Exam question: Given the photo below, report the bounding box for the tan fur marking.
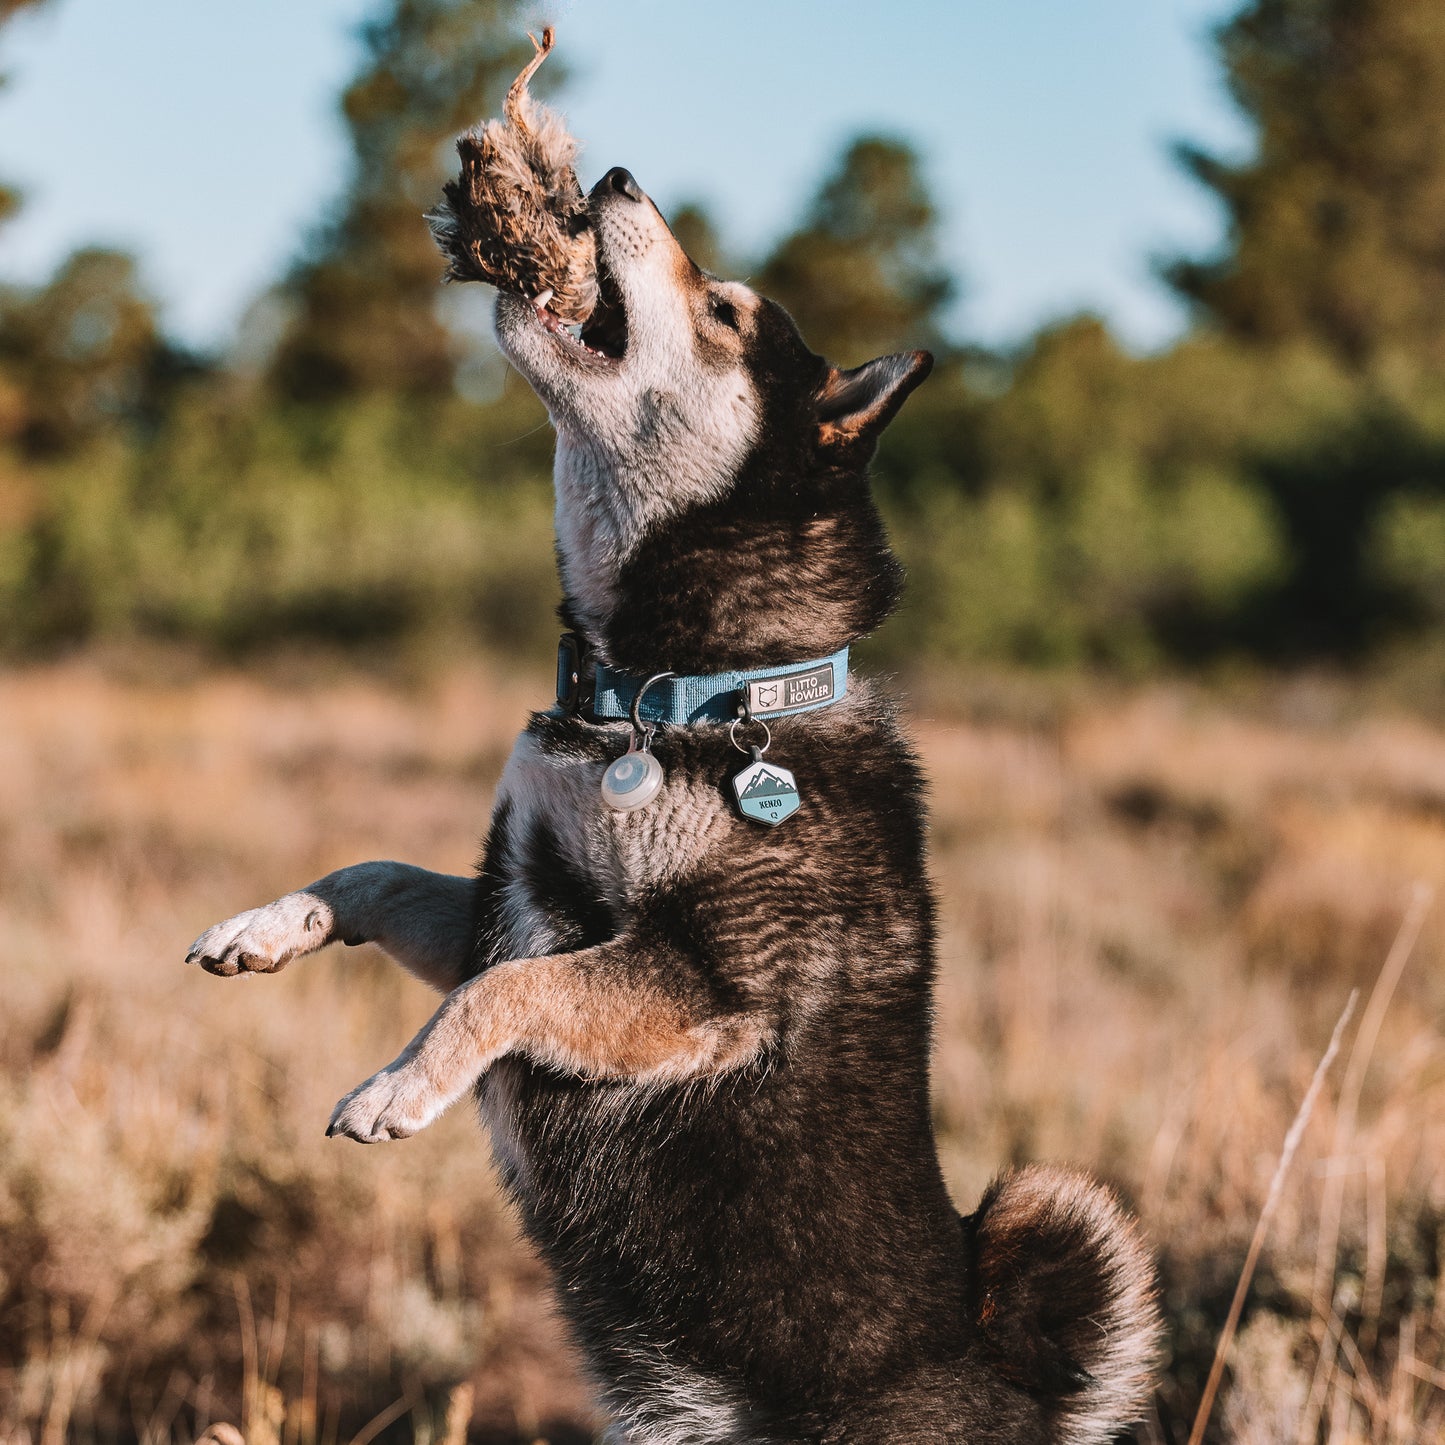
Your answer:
[327,938,771,1142]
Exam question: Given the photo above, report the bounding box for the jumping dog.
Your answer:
[188,165,1160,1443]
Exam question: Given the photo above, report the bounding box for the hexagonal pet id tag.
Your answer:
[731,747,801,827]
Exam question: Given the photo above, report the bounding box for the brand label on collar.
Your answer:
[747,663,835,716]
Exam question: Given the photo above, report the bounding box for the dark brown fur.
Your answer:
[191,165,1162,1444]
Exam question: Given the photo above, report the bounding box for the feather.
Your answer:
[428,27,599,323]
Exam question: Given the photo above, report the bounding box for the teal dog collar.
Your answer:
[557,634,849,725]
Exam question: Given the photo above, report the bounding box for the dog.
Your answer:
[188,164,1160,1443]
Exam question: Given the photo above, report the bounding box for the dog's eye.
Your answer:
[710,298,740,331]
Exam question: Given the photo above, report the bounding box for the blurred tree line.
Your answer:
[4,0,1445,674]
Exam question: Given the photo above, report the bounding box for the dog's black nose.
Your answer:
[602,166,644,202]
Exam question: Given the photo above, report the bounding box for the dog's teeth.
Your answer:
[534,289,554,310]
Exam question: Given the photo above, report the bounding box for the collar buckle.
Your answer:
[556,632,589,714]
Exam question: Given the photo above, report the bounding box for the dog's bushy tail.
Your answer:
[965,1165,1161,1444]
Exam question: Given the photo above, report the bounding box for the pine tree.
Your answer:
[757,136,954,366]
[269,0,533,403]
[0,248,187,455]
[669,202,728,278]
[1167,0,1445,370]
[0,5,192,454]
[0,0,47,229]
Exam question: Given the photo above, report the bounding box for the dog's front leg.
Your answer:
[186,861,475,993]
[326,934,772,1142]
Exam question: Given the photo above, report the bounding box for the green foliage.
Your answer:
[5,0,1445,677]
[669,202,728,278]
[269,0,536,403]
[0,390,559,658]
[0,0,46,230]
[1167,0,1445,371]
[883,450,1286,673]
[0,248,201,456]
[1155,0,1445,662]
[758,136,954,366]
[1374,493,1445,623]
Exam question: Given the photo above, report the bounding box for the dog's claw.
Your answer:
[328,1067,437,1144]
[186,894,334,977]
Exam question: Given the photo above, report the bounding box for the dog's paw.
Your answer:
[186,893,333,977]
[326,1065,441,1143]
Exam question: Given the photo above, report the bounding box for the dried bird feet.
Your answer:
[430,26,600,324]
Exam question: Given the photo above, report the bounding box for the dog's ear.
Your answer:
[815,350,933,452]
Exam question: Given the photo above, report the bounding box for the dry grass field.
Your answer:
[3,657,1445,1444]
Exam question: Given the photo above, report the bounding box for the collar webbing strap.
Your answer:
[557,636,849,725]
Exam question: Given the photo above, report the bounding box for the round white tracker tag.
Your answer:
[601,749,665,811]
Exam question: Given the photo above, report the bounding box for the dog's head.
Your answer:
[494,166,932,674]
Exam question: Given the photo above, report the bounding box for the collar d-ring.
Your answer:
[630,671,676,734]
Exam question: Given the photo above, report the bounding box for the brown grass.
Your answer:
[2,659,1444,1443]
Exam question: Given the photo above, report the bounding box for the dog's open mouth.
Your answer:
[533,247,628,365]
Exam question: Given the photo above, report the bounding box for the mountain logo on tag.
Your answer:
[731,760,801,826]
[739,767,793,799]
[748,664,835,716]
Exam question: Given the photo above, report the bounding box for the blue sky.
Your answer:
[0,0,1249,353]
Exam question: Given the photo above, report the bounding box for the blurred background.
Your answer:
[3,1,1445,1442]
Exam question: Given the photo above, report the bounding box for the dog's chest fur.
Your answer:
[465,695,980,1442]
[473,710,738,1201]
[486,717,731,959]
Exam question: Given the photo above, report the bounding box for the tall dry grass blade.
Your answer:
[1311,882,1435,1318]
[233,1274,257,1442]
[1302,883,1433,1443]
[1335,1325,1385,1421]
[1402,1356,1445,1393]
[1186,989,1358,1445]
[1327,1368,1354,1440]
[263,1277,290,1393]
[1362,1155,1387,1355]
[299,1327,319,1445]
[439,1384,473,1445]
[345,1386,420,1445]
[1387,1315,1415,1444]
[143,1367,186,1445]
[1299,1307,1353,1445]
[39,1286,113,1445]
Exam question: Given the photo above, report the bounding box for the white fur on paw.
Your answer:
[326,1067,441,1143]
[186,893,333,977]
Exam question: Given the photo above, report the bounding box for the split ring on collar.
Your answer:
[729,713,771,757]
[630,671,676,736]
